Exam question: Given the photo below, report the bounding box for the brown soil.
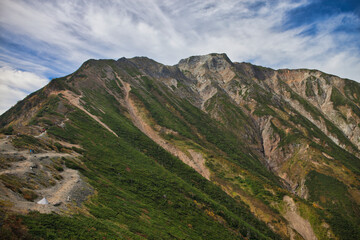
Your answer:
[0,137,91,214]
[283,195,317,240]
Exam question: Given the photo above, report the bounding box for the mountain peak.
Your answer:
[178,53,232,65]
[177,53,234,81]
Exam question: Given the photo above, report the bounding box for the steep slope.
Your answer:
[0,53,359,239]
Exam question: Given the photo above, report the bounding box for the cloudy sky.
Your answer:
[0,0,359,114]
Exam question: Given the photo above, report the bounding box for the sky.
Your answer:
[0,0,359,114]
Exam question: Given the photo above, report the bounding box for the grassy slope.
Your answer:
[45,63,360,239]
[19,87,280,239]
[2,58,360,239]
[306,171,360,240]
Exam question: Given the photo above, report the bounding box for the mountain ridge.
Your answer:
[1,53,359,239]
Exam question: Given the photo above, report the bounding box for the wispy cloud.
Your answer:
[0,0,359,114]
[0,67,48,113]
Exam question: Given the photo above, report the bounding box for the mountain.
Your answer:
[0,53,359,239]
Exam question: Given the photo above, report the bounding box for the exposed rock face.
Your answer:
[177,54,232,109]
[175,54,360,197]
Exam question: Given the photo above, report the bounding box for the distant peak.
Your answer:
[178,53,231,65]
[209,52,231,59]
[117,57,127,62]
[177,53,233,72]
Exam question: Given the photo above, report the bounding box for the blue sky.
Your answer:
[0,0,359,114]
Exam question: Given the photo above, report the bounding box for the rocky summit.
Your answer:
[1,53,359,239]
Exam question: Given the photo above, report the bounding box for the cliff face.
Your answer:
[1,53,359,239]
[178,54,360,196]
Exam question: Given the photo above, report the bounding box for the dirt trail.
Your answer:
[119,77,211,180]
[60,90,118,137]
[0,137,87,214]
[283,196,317,240]
[0,137,71,171]
[44,168,80,204]
[0,160,32,175]
[5,168,79,214]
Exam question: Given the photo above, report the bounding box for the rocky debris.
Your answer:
[0,137,93,214]
[283,196,317,240]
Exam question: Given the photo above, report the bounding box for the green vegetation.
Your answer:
[38,96,281,239]
[37,96,63,118]
[331,87,360,117]
[54,142,63,151]
[48,77,68,91]
[243,178,273,202]
[131,87,194,140]
[176,99,279,185]
[277,80,359,155]
[63,157,84,171]
[287,110,360,175]
[297,201,329,240]
[105,77,124,98]
[0,88,47,128]
[47,123,79,144]
[253,104,276,117]
[0,125,13,135]
[290,88,321,120]
[316,80,324,96]
[205,93,250,131]
[2,58,360,240]
[306,171,360,239]
[0,174,37,201]
[12,135,43,150]
[28,95,65,127]
[344,78,360,104]
[323,117,357,150]
[23,212,124,239]
[305,76,316,97]
[270,121,302,147]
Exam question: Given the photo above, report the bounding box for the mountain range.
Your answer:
[0,53,359,239]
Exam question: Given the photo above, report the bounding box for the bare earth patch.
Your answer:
[0,137,92,214]
[283,195,317,240]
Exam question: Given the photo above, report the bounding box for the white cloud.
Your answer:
[0,0,359,113]
[0,67,48,114]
